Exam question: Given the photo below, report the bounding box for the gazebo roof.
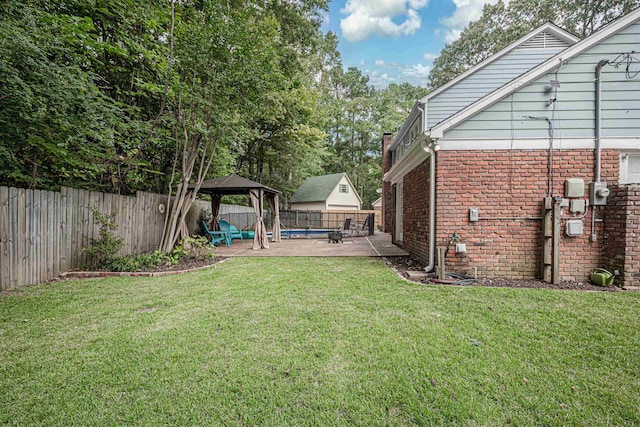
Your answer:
[188,174,280,196]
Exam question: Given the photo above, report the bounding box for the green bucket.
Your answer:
[591,268,614,287]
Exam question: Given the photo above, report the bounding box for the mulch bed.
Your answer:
[59,257,228,279]
[385,256,621,292]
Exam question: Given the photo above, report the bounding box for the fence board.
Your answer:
[61,187,72,272]
[26,189,34,287]
[54,191,61,277]
[70,188,80,268]
[16,189,26,289]
[81,190,90,266]
[35,189,41,286]
[8,188,18,289]
[0,187,9,291]
[47,191,55,279]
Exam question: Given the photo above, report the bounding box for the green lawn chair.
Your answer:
[200,220,230,246]
[218,219,244,244]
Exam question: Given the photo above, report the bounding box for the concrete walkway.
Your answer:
[213,231,408,258]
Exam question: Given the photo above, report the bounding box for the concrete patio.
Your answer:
[212,231,408,258]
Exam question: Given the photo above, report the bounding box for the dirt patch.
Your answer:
[385,256,620,292]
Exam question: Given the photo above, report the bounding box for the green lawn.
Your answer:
[1,257,639,426]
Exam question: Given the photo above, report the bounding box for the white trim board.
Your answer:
[437,138,640,150]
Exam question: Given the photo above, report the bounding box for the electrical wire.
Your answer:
[606,51,640,79]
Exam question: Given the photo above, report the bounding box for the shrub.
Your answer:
[83,207,124,269]
[105,236,213,272]
[172,235,214,262]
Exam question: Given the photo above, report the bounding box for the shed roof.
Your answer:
[189,174,279,196]
[290,172,348,203]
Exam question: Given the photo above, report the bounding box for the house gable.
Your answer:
[431,8,640,142]
[443,19,640,143]
[389,23,578,166]
[326,174,362,210]
[426,25,577,129]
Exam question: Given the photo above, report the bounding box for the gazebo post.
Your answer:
[210,194,221,230]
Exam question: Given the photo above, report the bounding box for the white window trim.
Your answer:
[620,151,640,184]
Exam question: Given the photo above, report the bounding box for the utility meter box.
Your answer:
[570,199,586,213]
[565,219,584,237]
[565,179,585,198]
[590,182,609,206]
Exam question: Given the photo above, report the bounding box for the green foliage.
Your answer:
[0,0,423,211]
[107,235,213,272]
[108,251,174,272]
[428,0,640,88]
[83,208,124,269]
[172,236,214,263]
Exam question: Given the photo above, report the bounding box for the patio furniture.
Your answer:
[328,230,343,243]
[343,218,353,237]
[218,219,244,244]
[201,220,230,246]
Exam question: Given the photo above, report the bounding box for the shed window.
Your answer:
[621,153,640,184]
[339,184,348,193]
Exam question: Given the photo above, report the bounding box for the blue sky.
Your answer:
[321,0,498,88]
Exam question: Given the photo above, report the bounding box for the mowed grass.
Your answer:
[1,257,639,426]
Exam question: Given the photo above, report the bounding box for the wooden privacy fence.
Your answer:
[0,186,206,291]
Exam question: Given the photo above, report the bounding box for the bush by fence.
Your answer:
[0,185,376,290]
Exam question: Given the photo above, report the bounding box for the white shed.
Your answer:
[289,172,362,211]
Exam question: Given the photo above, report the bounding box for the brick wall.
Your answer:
[402,158,432,265]
[382,133,394,233]
[399,148,620,280]
[604,185,640,288]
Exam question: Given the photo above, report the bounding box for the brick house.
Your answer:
[382,9,640,287]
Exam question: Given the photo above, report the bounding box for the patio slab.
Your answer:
[212,231,408,257]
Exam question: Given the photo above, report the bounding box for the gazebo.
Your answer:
[188,174,281,250]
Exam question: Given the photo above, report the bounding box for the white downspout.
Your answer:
[417,102,436,273]
[424,146,436,272]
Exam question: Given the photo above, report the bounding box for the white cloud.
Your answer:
[375,59,399,67]
[401,63,431,78]
[440,0,501,43]
[422,53,438,61]
[340,0,429,43]
[366,61,431,87]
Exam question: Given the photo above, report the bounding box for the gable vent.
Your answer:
[519,31,570,49]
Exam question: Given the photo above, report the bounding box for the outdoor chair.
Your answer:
[342,218,352,238]
[218,219,244,244]
[201,220,230,247]
[350,217,368,237]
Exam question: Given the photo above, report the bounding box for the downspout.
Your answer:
[417,102,436,273]
[424,145,436,272]
[595,59,609,182]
